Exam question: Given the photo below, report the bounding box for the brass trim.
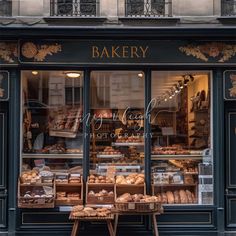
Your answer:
[223,70,236,100]
[158,211,212,225]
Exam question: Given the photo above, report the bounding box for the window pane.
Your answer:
[89,71,145,182]
[151,71,213,205]
[126,0,144,16]
[21,70,83,173]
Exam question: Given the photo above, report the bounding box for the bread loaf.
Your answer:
[161,192,168,204]
[156,193,162,202]
[166,191,174,204]
[179,190,188,204]
[185,190,193,203]
[174,190,180,204]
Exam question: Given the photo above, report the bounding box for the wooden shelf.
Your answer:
[151,155,202,160]
[20,183,53,187]
[112,142,144,147]
[152,183,197,187]
[22,153,83,159]
[97,154,124,158]
[56,183,82,187]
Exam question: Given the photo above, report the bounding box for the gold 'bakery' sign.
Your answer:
[91,45,149,59]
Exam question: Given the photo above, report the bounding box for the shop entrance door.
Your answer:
[0,104,8,229]
[225,103,236,230]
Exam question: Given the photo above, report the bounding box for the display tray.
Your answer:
[97,154,124,158]
[115,202,163,213]
[112,142,144,146]
[69,213,114,220]
[22,153,83,159]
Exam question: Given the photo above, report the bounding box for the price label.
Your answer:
[149,203,155,210]
[107,166,116,179]
[128,203,135,210]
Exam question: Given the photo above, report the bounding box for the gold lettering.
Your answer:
[140,46,149,58]
[112,46,120,58]
[92,46,100,58]
[130,46,140,58]
[100,47,110,58]
[122,46,129,58]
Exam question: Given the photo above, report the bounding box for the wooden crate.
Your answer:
[86,182,115,205]
[55,177,83,206]
[115,183,146,199]
[18,180,55,208]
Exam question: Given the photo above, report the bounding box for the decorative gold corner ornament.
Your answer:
[0,42,18,63]
[179,42,236,62]
[21,42,62,62]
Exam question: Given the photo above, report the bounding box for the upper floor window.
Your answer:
[125,0,172,17]
[51,0,98,17]
[0,0,12,16]
[222,0,236,16]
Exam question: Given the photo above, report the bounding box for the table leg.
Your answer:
[113,214,119,236]
[107,220,115,236]
[152,214,159,236]
[71,220,80,236]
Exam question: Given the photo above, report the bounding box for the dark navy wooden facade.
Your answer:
[0,27,236,235]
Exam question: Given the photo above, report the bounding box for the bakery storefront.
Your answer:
[1,38,236,235]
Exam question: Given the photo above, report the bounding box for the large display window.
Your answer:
[151,71,213,205]
[88,71,145,203]
[20,70,84,207]
[19,69,213,208]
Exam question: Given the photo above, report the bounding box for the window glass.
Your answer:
[89,71,145,179]
[21,70,83,173]
[151,71,213,205]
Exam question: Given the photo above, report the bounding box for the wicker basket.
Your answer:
[115,201,163,213]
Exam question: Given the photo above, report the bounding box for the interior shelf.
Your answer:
[151,155,203,160]
[22,153,83,159]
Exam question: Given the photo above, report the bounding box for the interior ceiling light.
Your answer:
[32,71,38,75]
[66,72,81,78]
[178,80,184,89]
[138,72,143,78]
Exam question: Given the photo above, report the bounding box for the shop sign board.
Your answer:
[0,71,9,101]
[19,40,236,65]
[224,70,236,100]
